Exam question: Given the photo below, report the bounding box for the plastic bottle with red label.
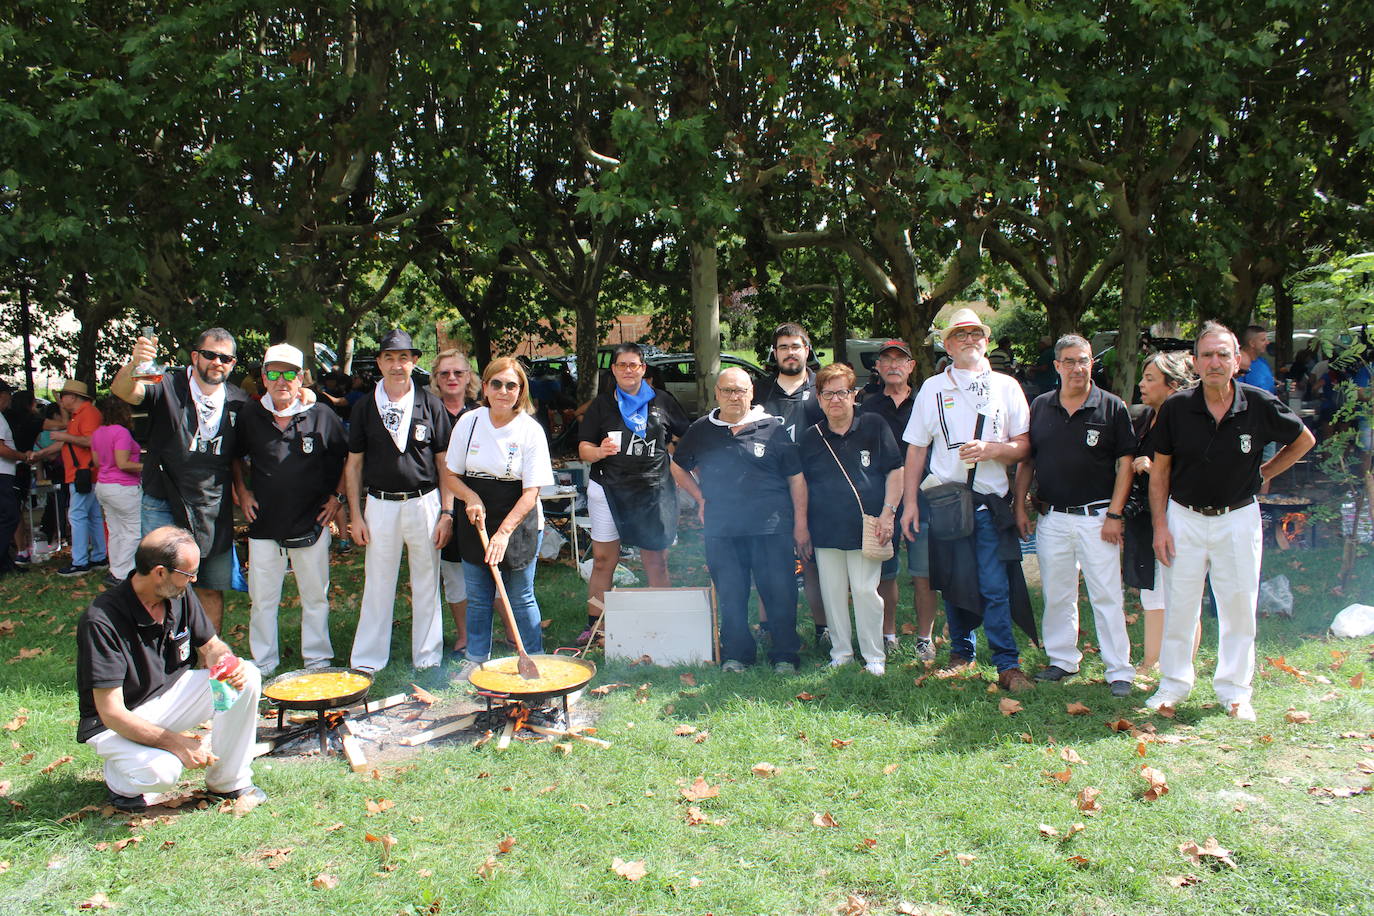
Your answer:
[208,654,241,713]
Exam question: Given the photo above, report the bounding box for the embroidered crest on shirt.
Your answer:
[1085,429,1100,447]
[414,423,429,443]
[301,436,314,454]
[1239,433,1253,454]
[860,449,871,467]
[178,640,191,662]
[753,442,766,457]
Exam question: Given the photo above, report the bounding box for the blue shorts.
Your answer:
[881,521,930,580]
[140,493,233,591]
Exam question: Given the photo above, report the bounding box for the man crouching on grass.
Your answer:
[76,526,265,812]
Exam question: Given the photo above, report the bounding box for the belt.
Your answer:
[1049,500,1110,516]
[1175,496,1255,517]
[367,486,435,501]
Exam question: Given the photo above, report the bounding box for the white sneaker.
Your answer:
[1145,692,1182,711]
[1227,700,1256,722]
[828,657,852,668]
[864,661,886,676]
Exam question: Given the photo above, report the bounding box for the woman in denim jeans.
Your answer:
[445,358,553,667]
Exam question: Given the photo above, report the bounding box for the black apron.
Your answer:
[591,393,678,551]
[149,374,242,559]
[452,474,540,572]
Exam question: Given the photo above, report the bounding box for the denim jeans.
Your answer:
[68,484,107,566]
[463,531,543,663]
[945,508,1020,672]
[702,531,802,667]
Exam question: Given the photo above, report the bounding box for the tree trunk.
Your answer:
[690,232,720,413]
[1045,290,1087,339]
[1273,277,1294,369]
[338,332,355,374]
[1112,240,1149,399]
[830,268,848,366]
[19,281,34,391]
[573,296,601,405]
[284,314,314,370]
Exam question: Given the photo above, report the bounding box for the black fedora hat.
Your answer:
[377,329,421,356]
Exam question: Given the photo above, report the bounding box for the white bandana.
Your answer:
[260,393,312,420]
[374,380,414,452]
[949,365,993,414]
[708,405,775,427]
[187,367,225,442]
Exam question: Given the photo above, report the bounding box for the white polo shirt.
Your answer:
[902,366,1029,496]
[0,413,16,476]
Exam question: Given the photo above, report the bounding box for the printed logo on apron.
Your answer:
[753,442,766,458]
[1239,433,1253,454]
[1085,429,1100,447]
[301,436,314,454]
[414,424,430,443]
[860,449,871,467]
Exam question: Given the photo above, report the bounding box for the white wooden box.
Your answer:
[603,587,716,666]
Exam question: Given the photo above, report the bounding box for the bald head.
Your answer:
[714,367,753,421]
[134,526,199,576]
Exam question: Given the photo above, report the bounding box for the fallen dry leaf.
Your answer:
[1044,766,1072,784]
[40,754,74,775]
[1066,854,1090,868]
[611,857,647,882]
[1140,765,1170,802]
[955,853,977,866]
[364,798,396,816]
[1064,822,1086,840]
[751,762,777,777]
[1285,709,1313,724]
[476,856,499,879]
[1165,873,1201,888]
[856,838,878,851]
[2,710,28,731]
[883,763,900,775]
[1076,786,1103,815]
[255,846,293,869]
[1038,824,1059,837]
[673,725,697,736]
[837,893,871,915]
[1060,747,1085,765]
[1065,702,1091,716]
[635,683,650,703]
[999,698,1023,716]
[496,836,516,854]
[1179,836,1236,869]
[685,805,727,827]
[830,738,853,749]
[680,777,719,802]
[410,684,438,705]
[1136,739,1149,758]
[77,893,115,910]
[693,730,710,744]
[796,691,819,701]
[1107,718,1135,732]
[812,811,840,828]
[1155,705,1177,719]
[324,822,345,832]
[112,836,143,852]
[0,781,9,797]
[679,672,697,687]
[588,682,629,696]
[1351,672,1365,689]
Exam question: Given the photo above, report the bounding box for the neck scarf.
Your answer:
[187,367,225,442]
[261,393,311,420]
[949,365,993,414]
[373,380,415,452]
[708,405,774,427]
[615,381,656,438]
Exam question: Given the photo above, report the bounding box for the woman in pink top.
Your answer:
[90,396,143,582]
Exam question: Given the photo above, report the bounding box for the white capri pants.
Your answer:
[814,547,885,666]
[1156,500,1262,707]
[86,664,262,801]
[1036,509,1134,683]
[586,479,620,543]
[248,530,333,676]
[440,559,467,605]
[350,491,444,671]
[94,482,142,579]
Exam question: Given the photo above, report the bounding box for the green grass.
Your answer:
[0,527,1371,915]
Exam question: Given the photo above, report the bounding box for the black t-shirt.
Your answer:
[798,413,903,550]
[237,401,349,540]
[75,579,216,742]
[858,388,916,445]
[754,372,824,442]
[578,386,690,487]
[1027,385,1137,506]
[1154,382,1305,508]
[347,386,454,492]
[141,372,249,557]
[674,412,801,537]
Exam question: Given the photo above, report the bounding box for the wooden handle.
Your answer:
[477,524,530,660]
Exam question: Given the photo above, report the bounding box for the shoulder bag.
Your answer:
[923,406,985,541]
[66,443,93,494]
[815,424,893,561]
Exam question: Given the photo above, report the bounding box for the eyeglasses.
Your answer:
[436,369,469,378]
[195,349,237,364]
[612,362,644,371]
[1057,357,1093,369]
[264,369,299,382]
[818,388,856,400]
[487,379,520,392]
[775,343,807,354]
[717,387,749,398]
[948,329,985,342]
[167,566,199,581]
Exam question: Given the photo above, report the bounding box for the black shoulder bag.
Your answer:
[66,443,93,494]
[923,406,985,541]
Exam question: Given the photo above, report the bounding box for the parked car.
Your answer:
[347,351,431,389]
[530,343,665,385]
[645,352,768,417]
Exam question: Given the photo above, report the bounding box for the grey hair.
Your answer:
[1144,350,1196,390]
[1054,334,1091,358]
[1195,320,1238,356]
[134,526,198,576]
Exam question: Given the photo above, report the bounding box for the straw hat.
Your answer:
[941,308,992,343]
[59,379,91,399]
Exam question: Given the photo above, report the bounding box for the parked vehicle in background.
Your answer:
[645,352,768,417]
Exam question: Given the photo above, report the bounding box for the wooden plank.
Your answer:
[341,735,368,772]
[526,723,611,749]
[357,692,408,715]
[398,713,479,747]
[496,717,515,750]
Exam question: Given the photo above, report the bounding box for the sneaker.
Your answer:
[1109,680,1132,698]
[864,661,886,676]
[1144,692,1182,711]
[827,657,852,668]
[721,659,747,673]
[936,656,975,677]
[1034,665,1076,682]
[914,637,936,664]
[88,558,109,570]
[575,625,603,646]
[57,563,90,577]
[14,550,31,565]
[102,573,122,588]
[883,636,899,657]
[1227,700,1256,722]
[773,661,797,675]
[107,789,147,813]
[997,668,1035,692]
[207,785,268,812]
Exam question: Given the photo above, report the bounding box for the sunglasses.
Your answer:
[436,369,469,378]
[195,349,236,364]
[264,369,299,382]
[487,379,520,392]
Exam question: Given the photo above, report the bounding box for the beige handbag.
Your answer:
[816,425,894,562]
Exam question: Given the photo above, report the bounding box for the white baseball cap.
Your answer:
[262,343,305,369]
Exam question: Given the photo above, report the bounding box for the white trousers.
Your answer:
[94,482,142,579]
[350,491,443,671]
[1036,510,1133,682]
[248,531,333,676]
[1157,501,1262,706]
[86,664,262,801]
[815,547,885,665]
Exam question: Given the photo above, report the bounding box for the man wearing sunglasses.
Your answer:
[231,344,348,677]
[113,328,250,631]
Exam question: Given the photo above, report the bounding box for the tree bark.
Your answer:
[1112,237,1148,399]
[690,232,720,414]
[1273,277,1294,369]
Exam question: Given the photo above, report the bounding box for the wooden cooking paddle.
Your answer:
[477,525,540,680]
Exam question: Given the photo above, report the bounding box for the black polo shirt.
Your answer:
[754,371,824,442]
[798,413,902,549]
[348,386,454,493]
[858,387,916,444]
[674,412,802,537]
[238,401,349,541]
[75,579,215,742]
[578,387,690,484]
[1154,381,1304,509]
[1027,385,1136,506]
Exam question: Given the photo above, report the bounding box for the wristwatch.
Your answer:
[333,492,345,504]
[1105,511,1124,521]
[439,508,454,518]
[883,503,899,513]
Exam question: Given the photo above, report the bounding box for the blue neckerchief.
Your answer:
[615,382,655,438]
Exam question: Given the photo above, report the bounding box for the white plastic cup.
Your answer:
[608,431,625,452]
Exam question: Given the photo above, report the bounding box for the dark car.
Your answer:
[347,351,431,389]
[645,353,768,417]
